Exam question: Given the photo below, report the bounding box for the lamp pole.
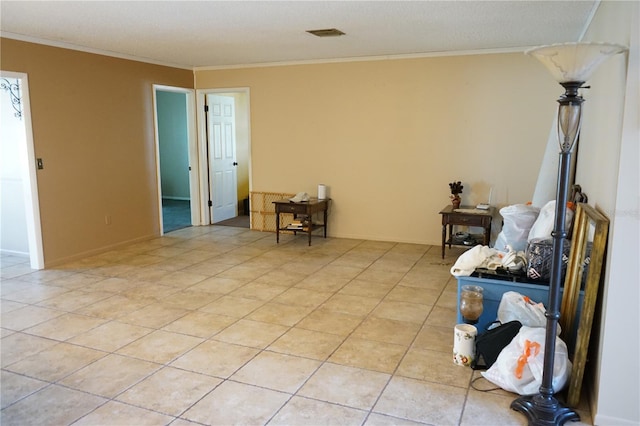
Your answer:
[511,42,626,426]
[510,82,583,425]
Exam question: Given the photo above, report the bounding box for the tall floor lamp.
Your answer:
[511,42,627,426]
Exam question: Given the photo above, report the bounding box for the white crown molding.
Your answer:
[2,30,538,72]
[193,46,531,71]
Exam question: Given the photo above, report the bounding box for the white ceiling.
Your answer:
[1,1,599,69]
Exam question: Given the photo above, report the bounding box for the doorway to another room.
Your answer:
[0,71,44,269]
[198,89,251,229]
[154,86,199,234]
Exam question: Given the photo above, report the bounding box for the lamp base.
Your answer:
[511,394,579,426]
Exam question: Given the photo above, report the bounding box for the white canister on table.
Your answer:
[318,184,327,199]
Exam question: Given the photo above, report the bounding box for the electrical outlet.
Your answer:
[37,158,44,169]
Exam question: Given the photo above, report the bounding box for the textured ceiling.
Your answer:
[1,1,599,69]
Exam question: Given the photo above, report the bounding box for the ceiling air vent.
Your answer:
[306,28,345,37]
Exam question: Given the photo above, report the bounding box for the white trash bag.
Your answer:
[481,326,572,395]
[498,291,544,327]
[498,291,562,335]
[528,200,575,242]
[494,204,540,252]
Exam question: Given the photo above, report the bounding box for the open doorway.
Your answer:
[197,88,251,228]
[153,85,199,234]
[0,71,44,269]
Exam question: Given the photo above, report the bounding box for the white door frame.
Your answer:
[1,71,44,269]
[196,87,252,225]
[152,85,200,232]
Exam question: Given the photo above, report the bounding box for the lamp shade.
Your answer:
[526,42,627,83]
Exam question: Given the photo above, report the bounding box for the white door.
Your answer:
[207,94,238,223]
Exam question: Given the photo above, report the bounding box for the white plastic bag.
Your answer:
[497,291,547,328]
[494,204,540,252]
[481,326,572,395]
[498,291,562,335]
[528,200,575,241]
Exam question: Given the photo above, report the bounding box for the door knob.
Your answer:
[233,162,238,166]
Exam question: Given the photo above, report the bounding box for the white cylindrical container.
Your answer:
[453,324,477,367]
[318,184,327,199]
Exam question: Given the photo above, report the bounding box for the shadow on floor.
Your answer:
[214,215,250,228]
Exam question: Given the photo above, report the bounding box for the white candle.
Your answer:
[318,184,327,199]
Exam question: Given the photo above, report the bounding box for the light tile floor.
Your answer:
[1,226,592,425]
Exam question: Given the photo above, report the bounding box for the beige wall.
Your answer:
[196,54,559,244]
[1,38,194,266]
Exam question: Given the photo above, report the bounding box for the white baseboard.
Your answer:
[593,413,639,426]
[0,249,29,257]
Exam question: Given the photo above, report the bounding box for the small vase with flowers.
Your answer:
[449,181,463,209]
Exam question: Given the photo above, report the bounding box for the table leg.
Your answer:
[484,224,491,246]
[276,211,280,244]
[448,224,453,249]
[441,224,446,259]
[323,208,328,238]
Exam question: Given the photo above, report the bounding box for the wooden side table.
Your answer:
[273,198,330,246]
[439,205,495,258]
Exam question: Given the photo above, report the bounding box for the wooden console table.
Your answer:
[439,205,495,258]
[273,198,330,246]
